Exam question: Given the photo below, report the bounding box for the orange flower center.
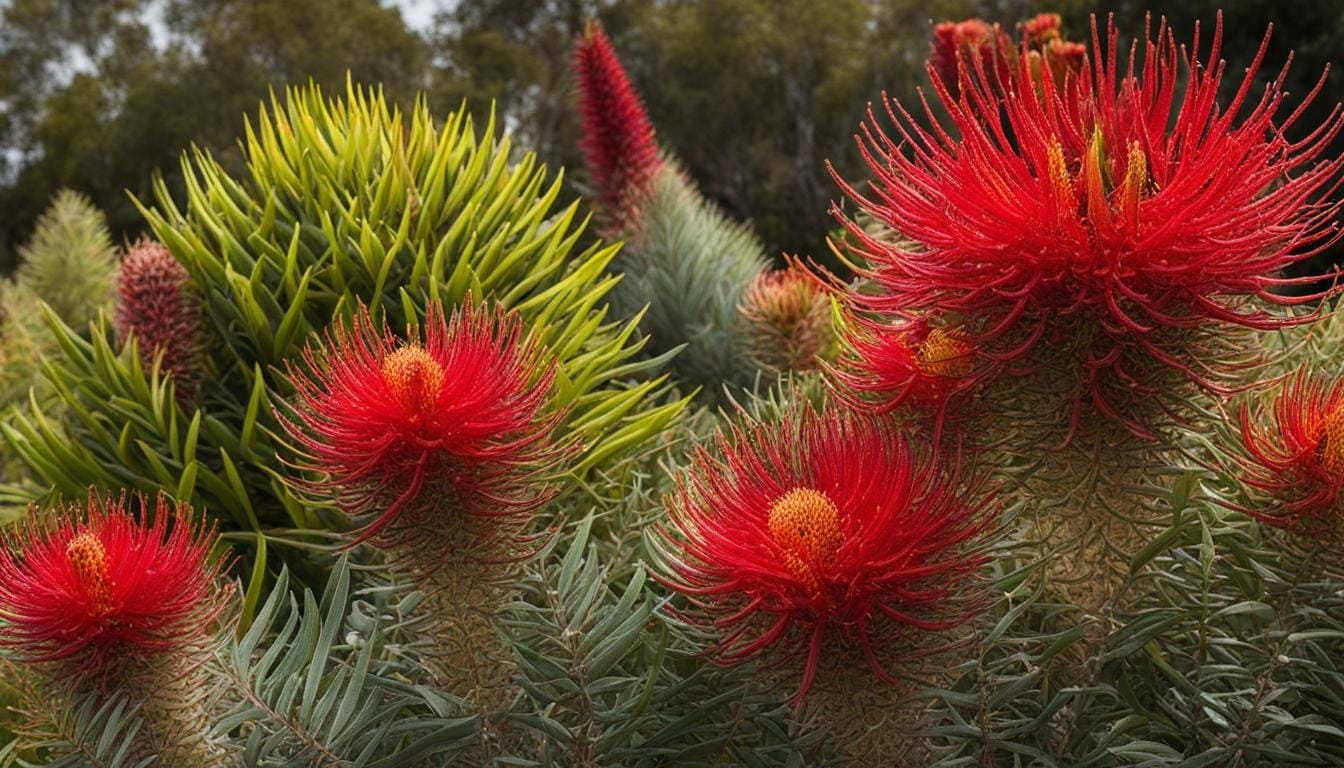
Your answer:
[915,328,974,378]
[1318,405,1344,476]
[381,345,445,419]
[767,488,844,589]
[66,532,113,615]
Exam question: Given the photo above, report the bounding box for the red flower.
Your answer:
[929,18,1012,99]
[655,405,994,704]
[1237,369,1344,533]
[1019,13,1062,45]
[836,316,977,414]
[573,20,665,230]
[840,15,1343,435]
[739,262,834,371]
[115,239,203,400]
[0,492,227,684]
[281,301,562,546]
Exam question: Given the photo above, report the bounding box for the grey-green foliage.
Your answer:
[217,555,477,766]
[925,470,1344,766]
[13,190,117,329]
[0,692,152,768]
[504,516,805,767]
[608,165,768,399]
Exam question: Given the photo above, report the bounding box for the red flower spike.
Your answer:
[1237,369,1344,533]
[655,406,995,705]
[280,301,563,547]
[573,20,665,231]
[0,492,228,685]
[836,317,978,413]
[115,239,203,401]
[843,14,1344,434]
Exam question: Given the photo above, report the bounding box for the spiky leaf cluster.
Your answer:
[0,191,117,489]
[608,167,769,397]
[13,190,117,329]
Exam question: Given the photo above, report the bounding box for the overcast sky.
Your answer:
[390,0,438,31]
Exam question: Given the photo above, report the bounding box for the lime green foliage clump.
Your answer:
[0,190,117,490]
[3,83,684,561]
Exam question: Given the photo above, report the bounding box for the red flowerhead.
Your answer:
[836,316,978,415]
[573,20,665,231]
[115,239,203,401]
[739,262,835,371]
[1236,368,1344,535]
[0,492,227,687]
[654,405,994,704]
[842,14,1343,437]
[281,301,562,546]
[930,18,1012,100]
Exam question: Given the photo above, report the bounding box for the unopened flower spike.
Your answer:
[116,239,204,401]
[573,20,665,231]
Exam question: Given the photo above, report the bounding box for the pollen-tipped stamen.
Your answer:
[915,328,974,378]
[382,345,445,419]
[768,488,843,589]
[1318,406,1344,477]
[65,532,113,617]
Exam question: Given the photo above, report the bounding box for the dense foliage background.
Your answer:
[5,0,1342,272]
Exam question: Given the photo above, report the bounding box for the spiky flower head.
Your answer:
[836,316,977,414]
[655,405,994,704]
[0,492,227,687]
[1236,369,1344,535]
[840,15,1343,436]
[573,20,665,231]
[739,263,834,372]
[281,301,562,547]
[115,239,203,401]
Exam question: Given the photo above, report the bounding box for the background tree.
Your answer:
[0,0,428,271]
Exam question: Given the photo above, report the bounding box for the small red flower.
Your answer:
[281,301,562,546]
[573,20,665,231]
[0,492,227,685]
[739,262,834,371]
[1237,369,1344,533]
[1019,13,1063,47]
[115,239,203,400]
[836,316,977,413]
[839,14,1343,436]
[929,18,1012,99]
[655,405,994,704]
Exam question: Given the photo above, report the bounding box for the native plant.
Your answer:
[3,9,1344,768]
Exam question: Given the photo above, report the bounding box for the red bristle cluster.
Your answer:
[654,405,995,705]
[280,301,564,547]
[835,316,978,414]
[839,14,1344,436]
[116,240,203,401]
[0,492,228,687]
[1237,369,1344,535]
[572,20,665,230]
